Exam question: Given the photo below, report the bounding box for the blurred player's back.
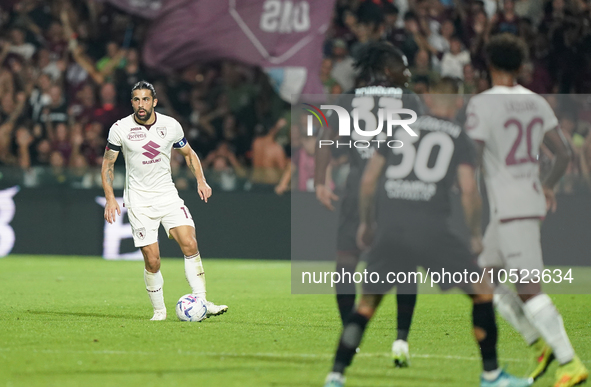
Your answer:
[466,84,557,221]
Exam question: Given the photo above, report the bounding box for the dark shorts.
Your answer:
[336,193,360,254]
[363,220,480,294]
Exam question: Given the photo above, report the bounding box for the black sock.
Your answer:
[335,262,357,326]
[396,293,417,342]
[472,302,499,372]
[336,294,355,326]
[333,312,370,374]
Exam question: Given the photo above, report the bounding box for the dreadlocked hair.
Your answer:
[354,42,407,83]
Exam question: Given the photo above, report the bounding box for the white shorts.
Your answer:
[127,200,195,247]
[478,218,544,280]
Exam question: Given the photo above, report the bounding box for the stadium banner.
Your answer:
[0,187,289,260]
[291,94,591,295]
[97,0,336,102]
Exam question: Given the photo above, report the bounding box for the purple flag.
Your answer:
[99,0,336,101]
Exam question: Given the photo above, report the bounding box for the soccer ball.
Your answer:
[175,294,207,322]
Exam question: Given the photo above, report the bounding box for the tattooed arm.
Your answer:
[101,148,121,223]
[177,143,212,203]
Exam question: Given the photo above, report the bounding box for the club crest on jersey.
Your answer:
[134,227,146,240]
[156,127,167,139]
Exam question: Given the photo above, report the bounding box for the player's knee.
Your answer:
[181,238,198,255]
[144,256,161,272]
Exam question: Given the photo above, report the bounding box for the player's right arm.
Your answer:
[103,122,124,223]
[101,145,121,224]
[457,163,483,255]
[357,151,386,250]
[314,127,339,210]
[542,127,572,212]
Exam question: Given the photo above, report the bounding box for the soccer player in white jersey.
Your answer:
[101,80,228,321]
[466,34,588,387]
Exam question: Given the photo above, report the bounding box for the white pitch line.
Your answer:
[0,347,589,365]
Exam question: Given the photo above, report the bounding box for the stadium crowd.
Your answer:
[0,0,590,193]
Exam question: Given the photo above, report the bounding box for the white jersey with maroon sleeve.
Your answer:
[107,112,187,208]
[465,85,558,221]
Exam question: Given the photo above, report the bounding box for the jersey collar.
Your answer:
[133,112,157,130]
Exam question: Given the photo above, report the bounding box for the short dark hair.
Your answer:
[383,3,399,15]
[403,11,417,22]
[485,33,528,73]
[131,80,156,99]
[354,42,408,82]
[356,2,384,25]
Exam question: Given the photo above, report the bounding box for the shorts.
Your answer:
[127,199,195,247]
[364,219,479,294]
[336,193,360,254]
[478,218,544,280]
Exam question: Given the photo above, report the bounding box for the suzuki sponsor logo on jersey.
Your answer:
[142,141,162,164]
[303,96,417,150]
[128,132,147,141]
[156,127,167,139]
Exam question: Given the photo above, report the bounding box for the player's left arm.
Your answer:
[457,163,483,255]
[357,152,386,249]
[176,142,212,203]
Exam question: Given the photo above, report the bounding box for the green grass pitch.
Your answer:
[1,256,589,387]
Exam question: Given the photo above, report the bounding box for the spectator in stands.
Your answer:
[15,125,33,169]
[92,82,125,132]
[383,3,400,39]
[69,83,97,125]
[29,73,52,122]
[469,10,489,72]
[50,122,72,163]
[440,36,471,79]
[96,42,123,75]
[114,47,146,106]
[33,139,51,166]
[349,2,385,60]
[36,48,65,82]
[476,76,491,93]
[330,38,356,91]
[219,61,257,115]
[68,152,93,188]
[320,58,340,94]
[251,117,288,185]
[43,150,68,185]
[202,142,247,191]
[42,84,68,125]
[411,49,439,91]
[80,121,105,166]
[518,60,553,94]
[293,127,332,193]
[489,0,520,35]
[8,27,35,60]
[395,12,424,66]
[45,19,67,59]
[427,19,454,70]
[461,63,477,94]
